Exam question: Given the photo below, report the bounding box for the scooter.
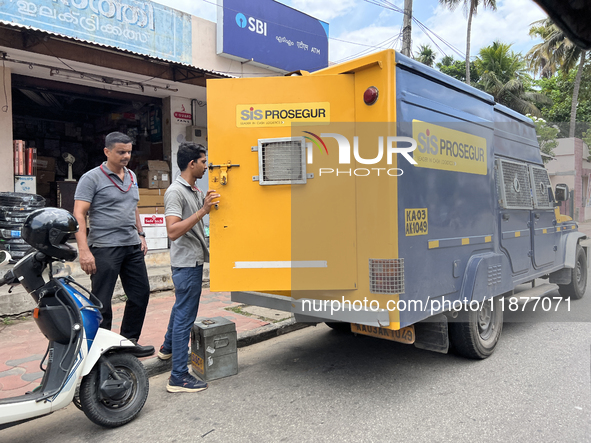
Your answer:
[0,247,149,429]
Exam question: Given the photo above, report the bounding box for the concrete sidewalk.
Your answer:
[0,288,304,400]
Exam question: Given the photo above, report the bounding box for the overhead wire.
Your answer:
[362,0,466,60]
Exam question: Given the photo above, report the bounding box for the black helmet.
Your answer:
[22,208,78,261]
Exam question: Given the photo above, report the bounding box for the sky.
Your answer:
[155,0,549,67]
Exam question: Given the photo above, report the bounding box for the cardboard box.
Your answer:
[37,170,55,184]
[138,160,170,189]
[144,226,168,239]
[138,194,164,207]
[138,188,166,195]
[138,206,165,214]
[146,237,168,250]
[138,170,159,189]
[37,156,56,171]
[140,214,166,227]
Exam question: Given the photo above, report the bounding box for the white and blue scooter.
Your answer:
[0,208,149,429]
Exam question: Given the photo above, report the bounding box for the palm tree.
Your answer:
[526,18,587,137]
[526,21,556,79]
[414,44,437,67]
[476,41,525,83]
[476,41,551,116]
[438,0,497,85]
[438,55,455,67]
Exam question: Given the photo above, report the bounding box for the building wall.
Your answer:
[574,138,584,221]
[547,137,591,222]
[0,67,12,192]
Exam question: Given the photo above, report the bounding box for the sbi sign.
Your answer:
[235,12,267,36]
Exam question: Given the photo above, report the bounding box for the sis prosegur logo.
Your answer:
[236,103,330,127]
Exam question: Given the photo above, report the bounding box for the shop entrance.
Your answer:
[11,74,164,212]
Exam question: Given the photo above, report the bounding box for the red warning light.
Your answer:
[363,86,379,105]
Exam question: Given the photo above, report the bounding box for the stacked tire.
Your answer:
[0,192,45,262]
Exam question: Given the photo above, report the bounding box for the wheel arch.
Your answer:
[563,232,586,268]
[459,253,514,304]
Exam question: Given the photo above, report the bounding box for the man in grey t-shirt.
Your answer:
[73,132,154,357]
[157,142,220,393]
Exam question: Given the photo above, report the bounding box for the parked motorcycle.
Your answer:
[0,208,149,429]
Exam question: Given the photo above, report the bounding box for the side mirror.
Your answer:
[555,184,569,202]
[0,251,11,266]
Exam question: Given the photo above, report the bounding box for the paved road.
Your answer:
[3,283,591,442]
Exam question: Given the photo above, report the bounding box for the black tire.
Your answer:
[449,297,503,360]
[325,322,352,333]
[79,353,149,428]
[558,245,587,300]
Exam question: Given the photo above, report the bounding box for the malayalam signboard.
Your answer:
[216,0,329,73]
[0,0,192,63]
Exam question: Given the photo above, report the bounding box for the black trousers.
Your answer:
[90,244,150,340]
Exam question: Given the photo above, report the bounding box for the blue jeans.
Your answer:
[163,265,203,378]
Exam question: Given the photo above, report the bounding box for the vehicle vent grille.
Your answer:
[531,166,553,209]
[499,160,533,209]
[369,259,405,294]
[258,138,306,185]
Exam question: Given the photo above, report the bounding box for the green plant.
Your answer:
[225,305,254,317]
[528,114,559,162]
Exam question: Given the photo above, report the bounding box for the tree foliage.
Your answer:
[527,114,559,163]
[436,57,480,83]
[535,64,591,138]
[526,18,587,137]
[474,41,551,116]
[414,44,437,67]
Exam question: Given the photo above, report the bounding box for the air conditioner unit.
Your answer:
[186,126,208,146]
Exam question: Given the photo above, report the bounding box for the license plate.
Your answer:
[351,323,415,344]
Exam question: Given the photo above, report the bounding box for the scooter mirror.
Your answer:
[0,251,11,266]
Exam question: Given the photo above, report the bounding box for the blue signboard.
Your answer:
[0,0,192,63]
[217,0,329,73]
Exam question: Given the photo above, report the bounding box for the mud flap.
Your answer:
[549,267,571,285]
[413,314,449,354]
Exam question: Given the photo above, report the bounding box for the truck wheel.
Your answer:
[79,353,149,428]
[558,245,587,300]
[449,297,503,360]
[325,322,352,333]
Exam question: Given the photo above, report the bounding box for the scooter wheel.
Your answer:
[79,352,149,428]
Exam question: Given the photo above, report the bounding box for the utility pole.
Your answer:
[401,0,412,57]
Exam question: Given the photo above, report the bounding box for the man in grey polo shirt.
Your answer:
[157,142,219,393]
[73,132,154,357]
